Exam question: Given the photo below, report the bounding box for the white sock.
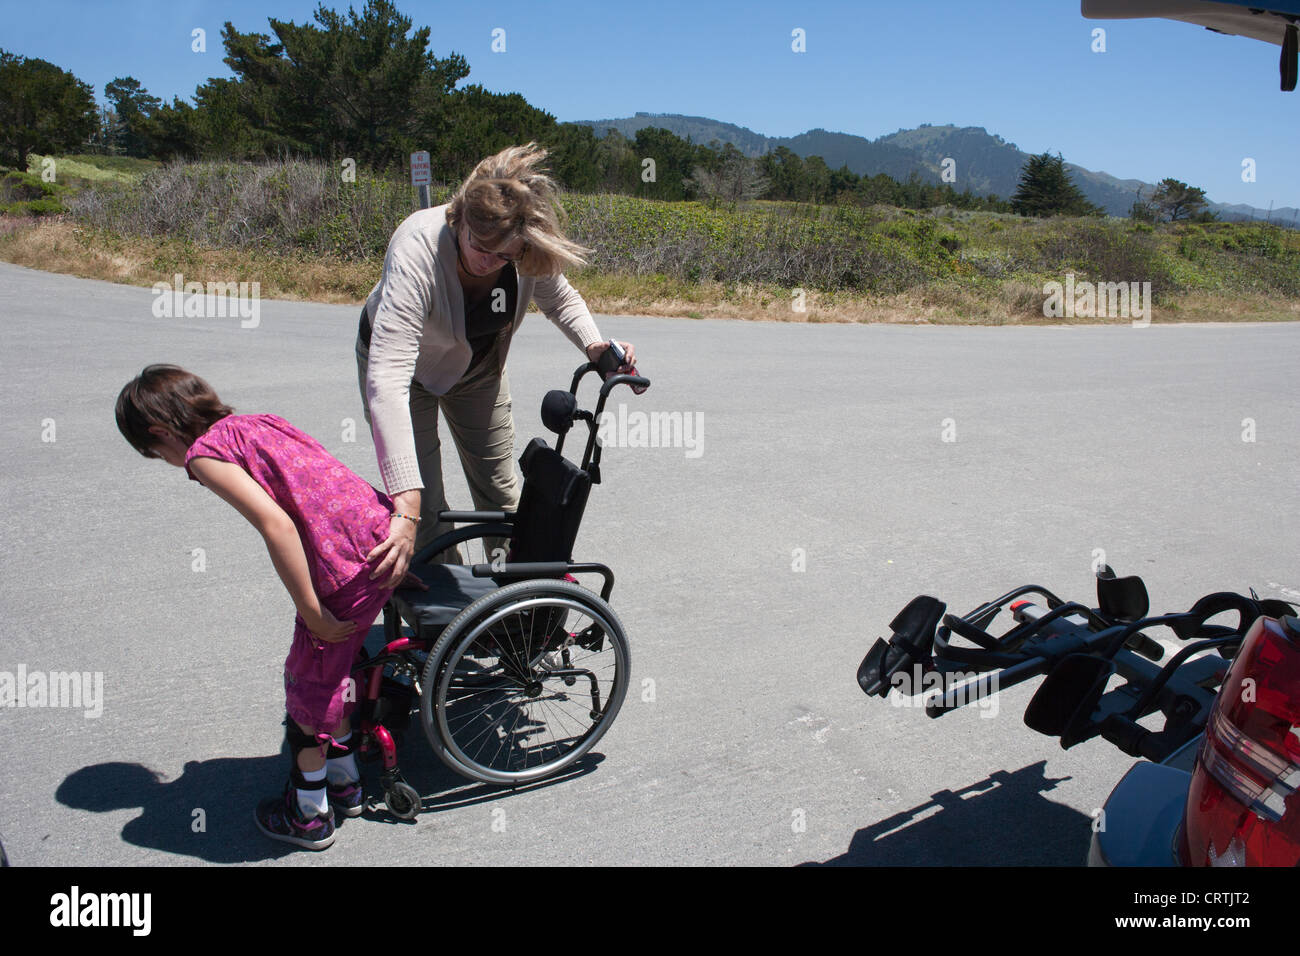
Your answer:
[296,766,328,816]
[326,731,358,785]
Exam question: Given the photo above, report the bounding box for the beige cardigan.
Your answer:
[362,204,603,495]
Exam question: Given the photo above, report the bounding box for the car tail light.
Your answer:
[1181,615,1300,866]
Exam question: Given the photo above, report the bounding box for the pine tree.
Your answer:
[104,77,161,158]
[631,126,707,201]
[212,0,472,168]
[0,50,99,170]
[1150,178,1209,221]
[1010,152,1103,217]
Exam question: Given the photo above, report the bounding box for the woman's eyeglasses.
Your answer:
[462,224,527,263]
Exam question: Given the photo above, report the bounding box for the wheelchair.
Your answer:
[351,359,650,818]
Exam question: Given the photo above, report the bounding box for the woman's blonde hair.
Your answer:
[446,142,592,277]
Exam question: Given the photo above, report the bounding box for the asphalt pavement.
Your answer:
[2,261,1297,866]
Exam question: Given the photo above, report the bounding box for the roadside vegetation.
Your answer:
[0,156,1295,323]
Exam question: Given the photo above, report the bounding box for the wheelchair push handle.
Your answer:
[599,372,651,398]
[551,356,653,473]
[569,354,651,398]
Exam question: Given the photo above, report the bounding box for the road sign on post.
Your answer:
[410,150,431,209]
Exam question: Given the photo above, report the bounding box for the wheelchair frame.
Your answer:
[350,361,651,818]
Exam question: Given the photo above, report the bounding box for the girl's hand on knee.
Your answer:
[304,606,359,643]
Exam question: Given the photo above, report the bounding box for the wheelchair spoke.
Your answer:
[522,604,538,665]
[444,675,551,760]
[451,681,566,769]
[533,693,586,761]
[465,692,528,768]
[496,693,529,768]
[425,585,630,783]
[444,692,516,737]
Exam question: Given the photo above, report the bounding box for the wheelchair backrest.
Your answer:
[509,437,592,562]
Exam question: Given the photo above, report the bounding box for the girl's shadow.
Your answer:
[59,755,300,863]
[57,625,602,862]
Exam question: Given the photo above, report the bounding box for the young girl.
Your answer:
[116,364,424,850]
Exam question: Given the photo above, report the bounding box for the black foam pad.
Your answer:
[541,390,576,434]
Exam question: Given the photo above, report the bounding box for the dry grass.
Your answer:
[1,217,1295,324]
[1152,292,1300,323]
[0,217,379,302]
[571,270,1299,324]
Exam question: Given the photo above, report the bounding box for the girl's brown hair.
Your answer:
[116,364,234,458]
[445,142,593,277]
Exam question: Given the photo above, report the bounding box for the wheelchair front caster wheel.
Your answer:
[384,782,420,820]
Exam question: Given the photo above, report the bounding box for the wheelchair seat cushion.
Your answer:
[390,562,502,635]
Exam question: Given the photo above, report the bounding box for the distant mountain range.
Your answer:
[567,112,1299,226]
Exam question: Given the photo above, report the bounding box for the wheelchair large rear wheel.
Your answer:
[420,579,630,785]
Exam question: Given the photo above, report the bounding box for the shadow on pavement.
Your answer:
[804,761,1093,866]
[57,628,607,860]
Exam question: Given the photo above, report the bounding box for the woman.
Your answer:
[355,142,635,587]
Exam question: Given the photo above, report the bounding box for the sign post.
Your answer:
[410,150,431,209]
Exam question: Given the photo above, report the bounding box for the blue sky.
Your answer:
[5,0,1298,209]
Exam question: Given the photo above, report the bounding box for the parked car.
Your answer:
[1091,612,1300,865]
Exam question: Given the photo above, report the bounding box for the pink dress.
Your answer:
[184,413,397,732]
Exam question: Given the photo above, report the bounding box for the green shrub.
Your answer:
[0,169,67,215]
[68,158,418,258]
[58,158,1300,301]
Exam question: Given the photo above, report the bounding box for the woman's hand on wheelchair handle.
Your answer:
[586,339,636,372]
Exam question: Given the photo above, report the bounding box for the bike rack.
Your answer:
[858,566,1296,763]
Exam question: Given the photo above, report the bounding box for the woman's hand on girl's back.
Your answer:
[366,513,417,588]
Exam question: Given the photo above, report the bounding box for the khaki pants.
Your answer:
[355,331,520,562]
